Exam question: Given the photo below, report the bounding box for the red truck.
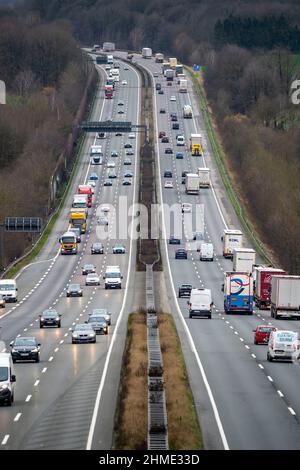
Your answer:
[254,266,285,309]
[78,185,92,208]
[105,84,113,99]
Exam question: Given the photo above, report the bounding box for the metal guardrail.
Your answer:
[146,265,168,450]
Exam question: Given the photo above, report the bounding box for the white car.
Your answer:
[100,205,110,213]
[182,203,192,213]
[85,273,100,286]
[107,161,116,168]
[97,216,108,226]
[122,80,127,85]
[128,133,135,139]
[164,181,173,189]
[87,180,96,187]
[105,65,111,70]
[87,182,95,194]
[170,96,176,101]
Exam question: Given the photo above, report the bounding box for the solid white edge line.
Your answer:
[86,60,140,450]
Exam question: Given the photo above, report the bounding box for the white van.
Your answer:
[0,279,18,302]
[199,243,214,261]
[103,266,123,289]
[188,288,213,319]
[267,330,300,362]
[0,353,16,405]
[176,135,185,146]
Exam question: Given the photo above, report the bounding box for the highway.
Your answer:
[0,60,140,449]
[118,52,300,450]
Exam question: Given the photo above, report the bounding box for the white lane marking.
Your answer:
[277,390,284,398]
[25,395,32,402]
[267,376,273,382]
[48,356,53,362]
[14,413,22,422]
[54,347,59,353]
[258,364,264,369]
[245,345,250,350]
[34,380,40,387]
[42,367,47,373]
[251,353,256,359]
[288,407,296,416]
[1,435,9,445]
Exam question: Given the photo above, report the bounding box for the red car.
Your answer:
[253,325,277,345]
[159,131,166,138]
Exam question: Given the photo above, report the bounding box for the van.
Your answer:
[176,135,185,146]
[183,104,192,118]
[0,353,16,405]
[199,243,214,261]
[0,279,18,302]
[267,330,300,362]
[181,203,192,213]
[103,266,123,289]
[188,288,213,319]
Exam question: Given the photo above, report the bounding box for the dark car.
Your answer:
[10,337,41,363]
[253,325,277,345]
[124,171,133,178]
[170,114,177,122]
[86,315,108,335]
[172,123,180,130]
[161,136,169,143]
[165,148,173,154]
[124,143,132,149]
[169,236,180,244]
[158,90,164,94]
[164,171,172,178]
[122,179,132,186]
[91,242,104,254]
[175,249,188,259]
[159,108,166,113]
[182,171,188,177]
[159,131,166,138]
[82,264,96,275]
[178,284,192,298]
[89,308,111,325]
[155,83,161,90]
[39,309,61,328]
[66,283,83,297]
[104,179,113,186]
[176,152,184,159]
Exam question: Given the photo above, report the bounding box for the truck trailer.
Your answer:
[155,53,164,63]
[142,47,152,58]
[223,272,253,314]
[198,168,210,187]
[190,134,202,156]
[270,275,300,319]
[254,266,285,309]
[179,79,187,92]
[222,229,243,259]
[233,248,256,274]
[185,173,200,194]
[165,69,175,81]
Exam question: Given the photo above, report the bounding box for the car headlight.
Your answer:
[40,317,44,321]
[89,333,95,337]
[0,384,9,390]
[72,333,78,337]
[11,348,16,353]
[55,317,60,321]
[31,348,39,353]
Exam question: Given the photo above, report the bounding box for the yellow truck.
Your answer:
[69,208,87,234]
[59,231,77,255]
[190,134,203,156]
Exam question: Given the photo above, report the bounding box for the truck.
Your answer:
[78,185,92,207]
[169,57,177,68]
[190,134,202,156]
[179,79,187,93]
[72,194,88,210]
[198,168,210,187]
[106,78,115,89]
[91,153,103,165]
[199,243,214,261]
[103,42,115,52]
[59,231,77,255]
[185,173,200,195]
[223,272,253,315]
[254,266,285,309]
[96,55,107,64]
[188,288,213,319]
[175,64,184,75]
[233,248,256,274]
[90,145,103,157]
[0,279,18,302]
[162,62,170,74]
[69,209,87,234]
[155,53,164,63]
[142,47,152,59]
[107,54,114,65]
[183,105,192,118]
[270,275,300,319]
[165,69,175,81]
[222,229,243,259]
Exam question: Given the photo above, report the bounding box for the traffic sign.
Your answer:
[5,217,42,232]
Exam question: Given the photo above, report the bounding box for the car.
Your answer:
[267,330,300,362]
[97,216,109,225]
[161,136,169,143]
[104,179,113,186]
[169,236,181,244]
[158,90,164,94]
[115,132,123,137]
[89,308,111,325]
[128,133,135,139]
[72,324,96,344]
[170,95,176,101]
[165,148,173,154]
[122,179,132,186]
[122,80,127,85]
[164,181,173,188]
[111,150,118,157]
[170,113,177,121]
[164,170,172,178]
[108,170,117,178]
[155,83,161,91]
[69,227,81,243]
[124,171,133,178]
[0,295,5,308]
[10,337,41,363]
[118,109,125,114]
[153,72,159,77]
[107,161,116,168]
[82,264,96,275]
[100,205,110,213]
[86,315,108,335]
[172,122,179,130]
[97,132,106,139]
[124,143,132,149]
[39,309,61,328]
[105,65,111,70]
[178,284,192,298]
[89,172,98,181]
[193,231,204,240]
[66,283,83,297]
[159,131,166,138]
[182,171,188,177]
[124,158,132,165]
[175,249,188,259]
[159,108,166,113]
[124,66,129,70]
[91,242,104,254]
[113,244,126,254]
[85,273,100,286]
[126,149,134,156]
[176,152,184,159]
[182,203,192,213]
[253,325,277,345]
[118,100,124,106]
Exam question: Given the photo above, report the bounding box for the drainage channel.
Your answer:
[146,264,168,450]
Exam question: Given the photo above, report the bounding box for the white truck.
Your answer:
[155,53,164,63]
[142,47,152,58]
[103,265,123,289]
[165,69,175,81]
[0,279,18,302]
[183,105,192,118]
[179,79,187,92]
[270,275,300,319]
[199,243,214,261]
[198,168,210,187]
[185,173,200,194]
[222,229,243,259]
[162,62,170,74]
[190,134,202,156]
[90,145,103,164]
[72,194,88,210]
[107,54,114,65]
[188,288,213,319]
[103,42,115,52]
[233,248,256,273]
[169,57,177,68]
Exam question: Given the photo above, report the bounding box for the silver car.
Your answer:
[72,324,96,343]
[85,273,100,286]
[89,308,111,325]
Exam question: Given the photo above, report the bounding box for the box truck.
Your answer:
[270,275,300,319]
[223,272,253,314]
[190,134,202,156]
[179,79,187,92]
[222,229,243,259]
[183,105,192,118]
[165,69,175,81]
[199,243,214,261]
[198,168,210,187]
[169,57,177,68]
[185,173,200,194]
[188,288,213,319]
[175,64,184,75]
[103,42,115,52]
[254,266,285,309]
[233,248,256,273]
[155,53,164,63]
[142,47,152,58]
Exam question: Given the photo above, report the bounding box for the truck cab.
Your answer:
[59,231,77,255]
